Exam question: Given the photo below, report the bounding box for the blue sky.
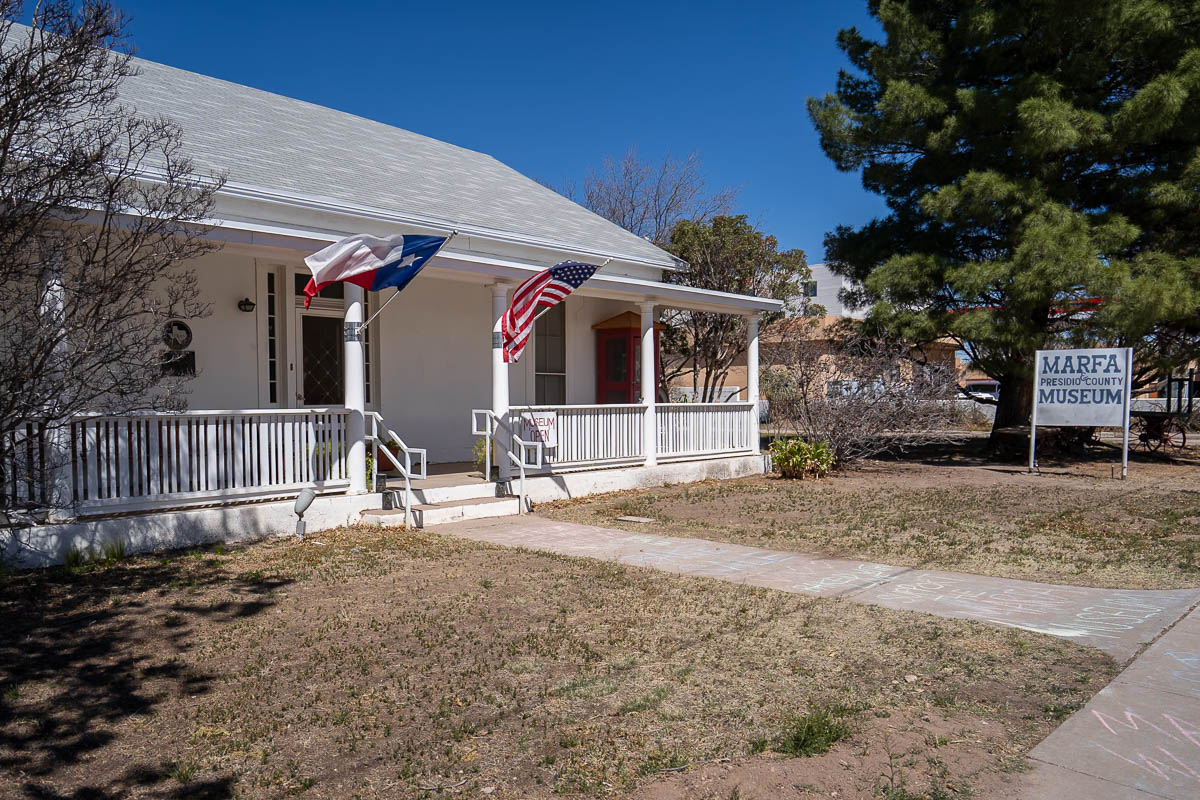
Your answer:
[109,1,886,262]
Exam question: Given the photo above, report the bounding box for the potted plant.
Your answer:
[374,437,402,473]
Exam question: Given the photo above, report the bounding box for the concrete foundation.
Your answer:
[2,493,379,569]
[520,454,767,504]
[3,454,767,568]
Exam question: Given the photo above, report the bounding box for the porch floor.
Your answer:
[392,461,488,490]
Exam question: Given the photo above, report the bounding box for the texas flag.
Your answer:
[303,233,448,308]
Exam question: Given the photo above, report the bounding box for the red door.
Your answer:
[595,328,661,404]
[596,329,636,403]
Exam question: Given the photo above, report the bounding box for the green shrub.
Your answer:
[473,437,490,477]
[63,546,89,571]
[100,537,127,564]
[769,437,835,479]
[771,705,853,756]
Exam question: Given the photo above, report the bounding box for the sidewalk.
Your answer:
[441,515,1197,660]
[1021,605,1200,799]
[437,515,1200,797]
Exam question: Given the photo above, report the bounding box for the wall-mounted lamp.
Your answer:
[237,297,256,313]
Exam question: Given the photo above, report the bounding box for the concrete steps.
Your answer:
[361,495,520,529]
[410,481,500,506]
[377,476,499,506]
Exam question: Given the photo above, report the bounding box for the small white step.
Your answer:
[411,482,501,505]
[361,495,520,529]
[376,476,500,505]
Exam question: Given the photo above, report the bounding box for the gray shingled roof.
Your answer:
[118,57,676,267]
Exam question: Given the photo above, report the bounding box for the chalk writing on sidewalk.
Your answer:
[871,575,1169,639]
[1090,709,1200,789]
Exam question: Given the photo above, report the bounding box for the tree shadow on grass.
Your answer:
[0,552,291,799]
[20,769,234,799]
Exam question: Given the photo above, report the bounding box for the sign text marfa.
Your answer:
[1033,347,1131,427]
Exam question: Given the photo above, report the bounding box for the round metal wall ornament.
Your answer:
[163,319,193,351]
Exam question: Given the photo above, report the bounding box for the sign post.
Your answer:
[1030,347,1133,478]
[1121,347,1132,479]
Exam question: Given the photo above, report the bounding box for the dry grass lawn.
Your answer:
[540,444,1200,589]
[0,525,1115,799]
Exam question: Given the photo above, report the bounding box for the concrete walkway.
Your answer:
[436,515,1200,798]
[1022,606,1200,799]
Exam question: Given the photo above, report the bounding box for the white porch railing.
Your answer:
[472,409,543,512]
[70,409,352,515]
[508,404,645,468]
[657,402,757,458]
[3,420,51,511]
[27,401,757,518]
[367,411,426,528]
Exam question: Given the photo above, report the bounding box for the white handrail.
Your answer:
[656,402,755,408]
[509,403,645,411]
[71,408,348,419]
[367,412,427,529]
[471,408,542,513]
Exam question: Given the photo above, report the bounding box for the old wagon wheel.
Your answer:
[1162,418,1188,451]
[1133,417,1161,451]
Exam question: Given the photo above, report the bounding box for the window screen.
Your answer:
[535,303,566,404]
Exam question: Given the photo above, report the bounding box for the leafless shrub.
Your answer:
[762,321,962,465]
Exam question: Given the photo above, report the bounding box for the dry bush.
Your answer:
[763,323,962,464]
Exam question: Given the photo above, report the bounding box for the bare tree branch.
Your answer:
[0,1,223,516]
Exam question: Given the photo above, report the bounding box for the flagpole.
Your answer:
[357,230,458,332]
[526,257,612,327]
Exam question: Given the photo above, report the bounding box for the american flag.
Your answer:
[501,260,599,363]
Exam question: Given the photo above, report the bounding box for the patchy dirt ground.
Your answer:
[0,526,1115,799]
[540,441,1200,589]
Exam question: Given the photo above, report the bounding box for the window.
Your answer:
[535,303,566,404]
[266,272,278,403]
[801,280,818,298]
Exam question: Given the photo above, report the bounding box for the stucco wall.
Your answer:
[178,251,262,410]
[373,278,491,463]
[155,256,643,465]
[374,282,635,463]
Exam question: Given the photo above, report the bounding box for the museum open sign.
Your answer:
[1033,347,1132,427]
[519,411,558,449]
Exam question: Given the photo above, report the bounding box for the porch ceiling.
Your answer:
[208,217,783,316]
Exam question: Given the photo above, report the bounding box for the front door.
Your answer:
[297,312,344,406]
[287,268,374,409]
[596,329,638,403]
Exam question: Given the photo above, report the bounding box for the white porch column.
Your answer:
[746,313,761,451]
[344,284,367,494]
[640,301,657,467]
[491,283,511,482]
[42,260,73,520]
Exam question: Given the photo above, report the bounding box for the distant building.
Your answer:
[804,263,866,320]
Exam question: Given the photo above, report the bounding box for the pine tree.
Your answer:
[809,0,1200,434]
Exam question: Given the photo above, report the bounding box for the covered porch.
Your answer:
[17,234,773,524]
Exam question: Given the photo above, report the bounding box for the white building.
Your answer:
[4,54,779,565]
[803,263,865,319]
